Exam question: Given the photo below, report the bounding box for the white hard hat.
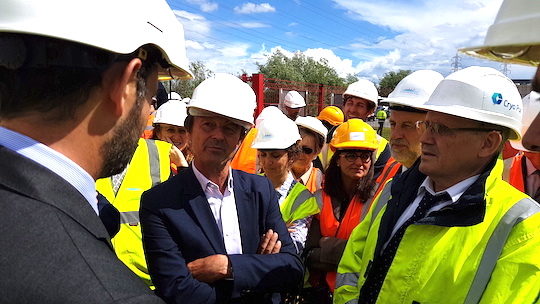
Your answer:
[187,73,256,129]
[382,70,444,109]
[169,92,182,100]
[295,116,328,141]
[284,91,306,108]
[461,0,540,66]
[0,0,192,78]
[423,66,523,140]
[510,91,540,151]
[252,115,301,150]
[256,106,286,128]
[343,79,379,107]
[153,99,187,127]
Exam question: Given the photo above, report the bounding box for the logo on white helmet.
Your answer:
[491,93,521,113]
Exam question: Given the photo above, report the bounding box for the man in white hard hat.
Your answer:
[373,70,444,195]
[335,66,540,304]
[342,79,391,179]
[0,0,191,302]
[461,0,540,152]
[283,90,306,120]
[140,74,303,303]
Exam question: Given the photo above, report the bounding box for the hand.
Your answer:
[257,229,281,254]
[169,144,188,167]
[187,254,231,283]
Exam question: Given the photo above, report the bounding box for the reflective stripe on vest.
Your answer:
[280,182,320,224]
[360,180,393,222]
[145,139,161,187]
[336,181,394,291]
[464,197,540,304]
[335,272,360,290]
[291,188,317,214]
[120,211,140,225]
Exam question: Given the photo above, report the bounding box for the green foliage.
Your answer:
[256,50,348,86]
[378,69,411,96]
[344,73,359,85]
[164,61,213,98]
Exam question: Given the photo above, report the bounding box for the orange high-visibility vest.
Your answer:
[318,190,364,291]
[231,128,258,174]
[373,157,402,198]
[508,153,526,193]
[141,112,155,139]
[304,167,323,193]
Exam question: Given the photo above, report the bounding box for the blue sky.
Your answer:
[166,0,537,82]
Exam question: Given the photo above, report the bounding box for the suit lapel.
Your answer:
[233,170,258,254]
[183,168,226,253]
[0,146,110,242]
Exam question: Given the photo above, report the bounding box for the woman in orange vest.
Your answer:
[303,119,379,303]
[292,116,328,193]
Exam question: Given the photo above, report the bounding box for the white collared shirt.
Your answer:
[384,174,480,250]
[298,163,313,186]
[192,163,243,254]
[0,127,98,214]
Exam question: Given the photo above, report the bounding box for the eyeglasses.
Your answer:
[301,146,314,155]
[341,151,372,163]
[415,121,499,137]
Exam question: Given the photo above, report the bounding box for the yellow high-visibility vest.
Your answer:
[334,167,540,304]
[96,138,171,288]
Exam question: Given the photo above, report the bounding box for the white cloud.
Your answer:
[219,44,251,58]
[174,10,211,40]
[186,0,218,12]
[179,0,536,80]
[330,0,530,78]
[234,2,276,14]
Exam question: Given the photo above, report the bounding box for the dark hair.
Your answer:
[298,127,325,153]
[184,114,249,140]
[155,82,168,109]
[0,33,161,121]
[285,141,302,163]
[323,149,375,203]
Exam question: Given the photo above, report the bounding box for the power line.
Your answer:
[451,53,461,72]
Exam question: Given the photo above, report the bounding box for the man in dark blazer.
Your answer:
[0,0,191,302]
[140,74,304,304]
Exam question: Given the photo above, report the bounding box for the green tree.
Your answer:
[163,61,213,98]
[378,69,411,97]
[344,73,359,85]
[256,50,347,86]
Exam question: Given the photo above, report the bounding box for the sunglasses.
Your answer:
[301,146,314,154]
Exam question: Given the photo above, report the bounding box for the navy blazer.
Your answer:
[140,167,303,304]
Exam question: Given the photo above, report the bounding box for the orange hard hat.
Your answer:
[317,106,344,126]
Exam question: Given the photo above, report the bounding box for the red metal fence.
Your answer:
[241,73,347,117]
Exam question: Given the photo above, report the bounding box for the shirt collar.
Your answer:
[192,162,234,192]
[0,126,98,214]
[418,174,480,203]
[298,163,313,185]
